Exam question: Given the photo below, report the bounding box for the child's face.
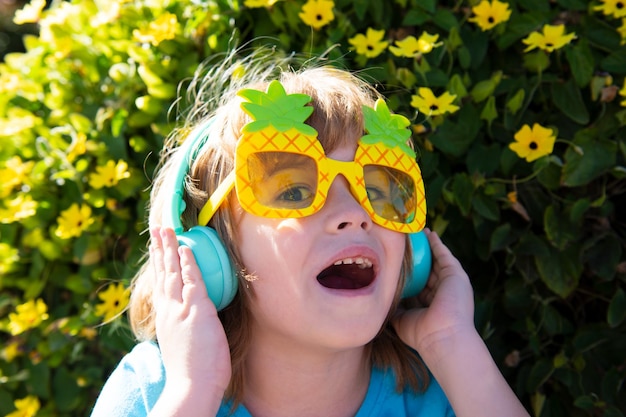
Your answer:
[235,141,406,351]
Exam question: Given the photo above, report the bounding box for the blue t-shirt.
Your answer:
[90,341,455,417]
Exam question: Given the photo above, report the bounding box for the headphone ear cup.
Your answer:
[176,226,238,311]
[402,231,432,298]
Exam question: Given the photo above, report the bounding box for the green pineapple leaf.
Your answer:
[361,99,416,158]
[238,80,317,135]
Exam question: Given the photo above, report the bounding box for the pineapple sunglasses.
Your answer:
[196,81,427,234]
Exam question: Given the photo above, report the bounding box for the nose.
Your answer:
[324,176,372,232]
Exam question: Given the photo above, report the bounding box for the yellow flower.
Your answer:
[55,203,95,239]
[0,156,34,197]
[522,24,576,53]
[95,282,130,322]
[389,32,440,57]
[299,0,334,29]
[410,87,459,116]
[67,132,88,162]
[88,160,131,189]
[0,243,19,275]
[8,299,49,336]
[0,194,38,223]
[618,81,626,102]
[6,396,40,417]
[468,0,512,31]
[594,0,626,18]
[618,19,626,44]
[244,0,280,8]
[133,12,179,46]
[0,114,39,137]
[13,0,46,24]
[349,28,388,58]
[80,327,98,340]
[509,123,556,162]
[507,191,518,203]
[1,341,22,362]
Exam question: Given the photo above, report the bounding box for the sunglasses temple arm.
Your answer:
[197,170,236,226]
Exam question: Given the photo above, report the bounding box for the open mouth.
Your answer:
[316,257,375,290]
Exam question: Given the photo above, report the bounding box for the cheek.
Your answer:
[236,216,306,279]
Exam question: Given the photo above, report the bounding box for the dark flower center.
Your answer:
[316,14,323,21]
[529,141,538,150]
[488,16,495,23]
[430,104,439,111]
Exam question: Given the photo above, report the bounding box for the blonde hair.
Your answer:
[129,49,429,404]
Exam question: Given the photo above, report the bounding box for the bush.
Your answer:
[1,0,624,415]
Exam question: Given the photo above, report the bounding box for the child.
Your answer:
[90,53,530,417]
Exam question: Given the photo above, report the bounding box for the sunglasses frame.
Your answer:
[198,129,426,233]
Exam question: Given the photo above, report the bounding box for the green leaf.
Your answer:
[429,104,481,157]
[551,78,590,125]
[448,73,468,100]
[527,358,554,391]
[601,48,626,74]
[506,88,525,115]
[53,367,82,411]
[470,71,502,103]
[544,205,579,250]
[584,234,622,281]
[402,9,431,26]
[480,95,498,126]
[569,198,591,222]
[523,50,550,73]
[490,223,515,252]
[472,192,500,221]
[414,0,436,13]
[607,289,626,328]
[467,143,500,175]
[562,132,617,187]
[26,362,51,398]
[535,243,583,298]
[451,173,474,216]
[432,8,458,31]
[542,304,574,335]
[565,40,594,87]
[557,0,591,10]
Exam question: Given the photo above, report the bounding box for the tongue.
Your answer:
[318,274,363,289]
[317,264,373,290]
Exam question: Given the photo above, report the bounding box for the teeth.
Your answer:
[333,257,373,269]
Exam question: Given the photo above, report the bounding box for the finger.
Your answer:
[161,227,183,303]
[178,246,215,312]
[426,230,466,281]
[150,227,166,307]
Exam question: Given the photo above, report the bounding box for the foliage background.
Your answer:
[1,0,625,415]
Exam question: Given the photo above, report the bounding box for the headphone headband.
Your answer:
[162,118,215,234]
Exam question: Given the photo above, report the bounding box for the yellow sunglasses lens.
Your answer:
[247,151,318,209]
[364,165,416,224]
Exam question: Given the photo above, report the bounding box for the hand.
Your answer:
[150,227,231,413]
[392,228,475,353]
[393,230,530,416]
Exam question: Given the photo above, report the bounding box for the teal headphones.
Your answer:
[162,119,432,311]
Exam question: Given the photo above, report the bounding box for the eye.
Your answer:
[275,185,314,207]
[366,186,387,202]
